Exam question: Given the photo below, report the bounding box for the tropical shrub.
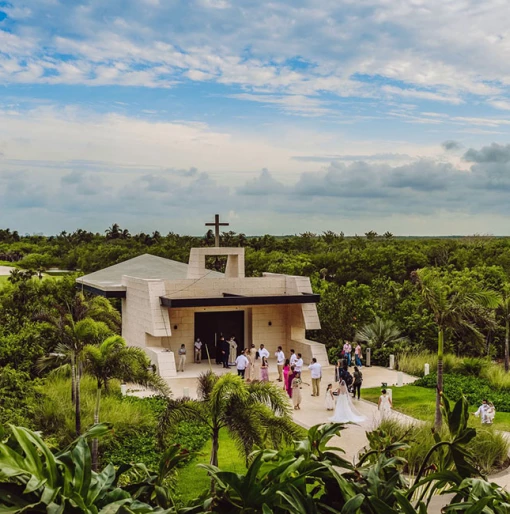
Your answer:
[414,373,510,412]
[0,366,40,427]
[1,397,510,513]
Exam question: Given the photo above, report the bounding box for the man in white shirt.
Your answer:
[289,349,297,367]
[295,353,303,373]
[235,350,250,379]
[194,338,202,364]
[275,346,285,382]
[308,358,322,396]
[259,344,269,360]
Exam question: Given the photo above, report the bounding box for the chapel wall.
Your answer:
[250,304,287,355]
[163,276,287,298]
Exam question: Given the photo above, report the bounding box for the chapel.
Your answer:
[76,219,325,378]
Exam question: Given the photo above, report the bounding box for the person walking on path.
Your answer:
[282,358,290,392]
[286,365,296,398]
[354,343,362,367]
[291,371,302,410]
[177,344,186,372]
[325,383,335,411]
[235,351,250,379]
[352,366,363,400]
[308,358,322,397]
[260,356,269,382]
[194,338,202,364]
[275,346,285,382]
[378,389,392,420]
[343,341,352,367]
[295,353,303,373]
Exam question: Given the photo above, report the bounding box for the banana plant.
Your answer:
[0,423,176,513]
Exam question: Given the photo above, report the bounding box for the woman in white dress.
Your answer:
[378,389,392,420]
[329,380,366,423]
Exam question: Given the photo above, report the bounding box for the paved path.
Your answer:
[0,265,14,276]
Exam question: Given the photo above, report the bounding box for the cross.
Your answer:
[205,214,229,247]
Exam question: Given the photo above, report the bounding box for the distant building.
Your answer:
[76,247,324,378]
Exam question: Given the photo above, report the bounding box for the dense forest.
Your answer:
[2,225,510,365]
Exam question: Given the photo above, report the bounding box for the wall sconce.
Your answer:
[268,321,272,326]
[173,325,178,330]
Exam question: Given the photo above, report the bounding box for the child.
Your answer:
[378,389,392,420]
[260,356,269,382]
[325,383,335,411]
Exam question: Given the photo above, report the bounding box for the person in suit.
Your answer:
[221,336,230,369]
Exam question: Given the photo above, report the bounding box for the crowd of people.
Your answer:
[179,338,498,429]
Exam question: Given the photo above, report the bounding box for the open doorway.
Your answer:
[194,311,244,361]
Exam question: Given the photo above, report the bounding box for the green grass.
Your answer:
[0,274,63,288]
[362,385,510,432]
[174,429,247,504]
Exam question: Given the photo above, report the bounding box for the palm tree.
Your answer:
[105,223,121,240]
[38,318,112,435]
[355,317,407,348]
[412,268,499,429]
[83,336,169,470]
[159,371,301,468]
[496,285,510,372]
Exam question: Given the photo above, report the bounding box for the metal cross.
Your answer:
[205,214,229,247]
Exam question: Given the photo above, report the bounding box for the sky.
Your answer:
[2,1,510,236]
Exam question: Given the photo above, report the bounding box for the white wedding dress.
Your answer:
[329,381,366,423]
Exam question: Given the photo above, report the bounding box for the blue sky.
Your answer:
[2,0,510,235]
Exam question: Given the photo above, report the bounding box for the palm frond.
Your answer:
[246,380,291,417]
[255,405,304,449]
[158,398,211,446]
[196,370,218,400]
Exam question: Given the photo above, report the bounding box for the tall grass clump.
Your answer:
[466,426,510,475]
[397,352,462,377]
[456,357,490,377]
[34,376,158,445]
[481,364,510,390]
[367,418,509,476]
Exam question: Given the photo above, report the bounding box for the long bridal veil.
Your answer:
[329,380,366,423]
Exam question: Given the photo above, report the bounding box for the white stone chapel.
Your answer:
[76,219,325,378]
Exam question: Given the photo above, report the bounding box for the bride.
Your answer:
[329,380,366,423]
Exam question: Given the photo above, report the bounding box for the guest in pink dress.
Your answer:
[286,365,296,398]
[282,359,290,392]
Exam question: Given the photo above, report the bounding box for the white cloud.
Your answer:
[382,85,463,105]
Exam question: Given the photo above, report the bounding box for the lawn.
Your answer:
[0,274,62,287]
[174,428,247,504]
[362,385,510,432]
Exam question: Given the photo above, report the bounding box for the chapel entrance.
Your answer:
[194,311,244,361]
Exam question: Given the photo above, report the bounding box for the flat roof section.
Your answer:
[160,292,320,308]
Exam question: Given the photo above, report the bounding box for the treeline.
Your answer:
[2,225,510,360]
